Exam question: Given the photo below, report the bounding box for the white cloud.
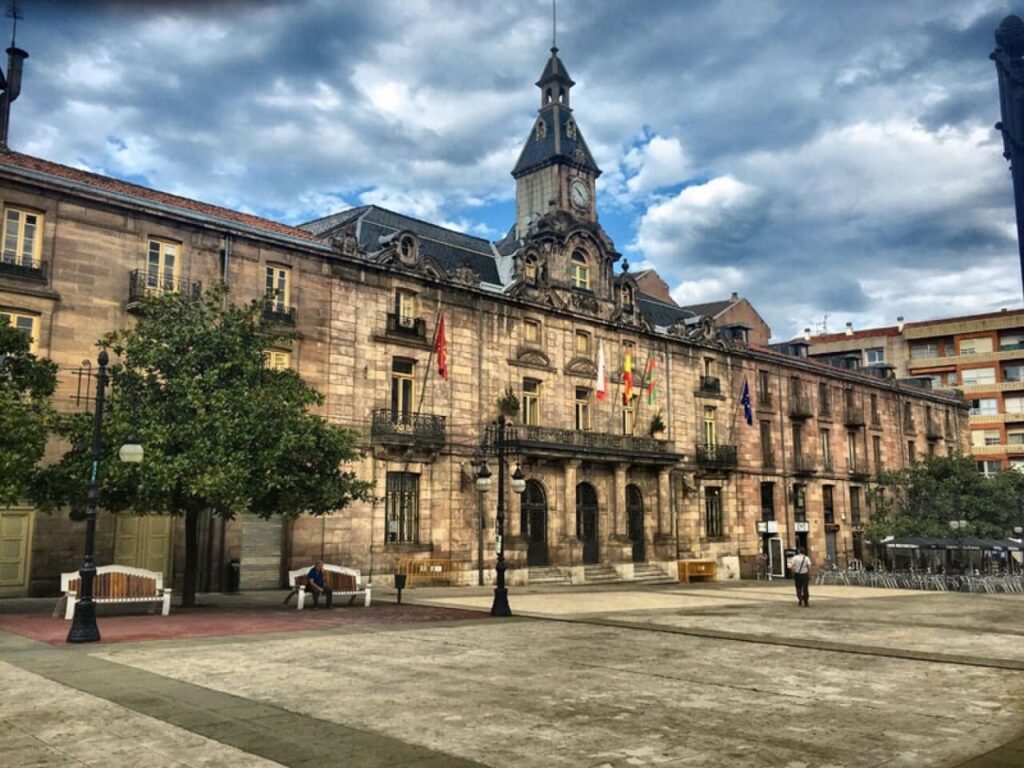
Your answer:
[624,136,691,196]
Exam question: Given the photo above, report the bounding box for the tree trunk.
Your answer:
[182,506,200,608]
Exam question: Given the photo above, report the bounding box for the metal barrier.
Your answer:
[396,558,459,586]
[816,569,1024,594]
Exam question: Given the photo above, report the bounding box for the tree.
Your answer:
[867,455,1021,541]
[35,286,373,607]
[0,316,57,505]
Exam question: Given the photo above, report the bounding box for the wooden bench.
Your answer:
[285,564,371,610]
[60,565,171,620]
[678,559,717,583]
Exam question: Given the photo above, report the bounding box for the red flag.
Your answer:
[435,313,448,380]
[622,352,633,405]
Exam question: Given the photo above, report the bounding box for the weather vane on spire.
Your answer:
[5,0,21,48]
[552,0,557,50]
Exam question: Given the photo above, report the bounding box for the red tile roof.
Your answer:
[0,152,321,243]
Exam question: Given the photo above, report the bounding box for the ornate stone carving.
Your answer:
[564,355,597,378]
[571,291,599,313]
[449,263,481,286]
[515,346,552,368]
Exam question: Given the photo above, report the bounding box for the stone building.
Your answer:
[0,47,968,596]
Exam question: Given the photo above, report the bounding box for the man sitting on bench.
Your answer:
[307,561,332,609]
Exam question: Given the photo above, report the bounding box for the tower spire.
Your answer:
[552,0,556,50]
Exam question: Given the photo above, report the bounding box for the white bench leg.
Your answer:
[64,593,76,621]
[297,586,306,611]
[162,589,172,616]
[364,587,372,607]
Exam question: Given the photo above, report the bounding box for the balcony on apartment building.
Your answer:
[848,459,870,479]
[697,376,722,396]
[385,312,428,341]
[127,269,202,311]
[503,424,679,464]
[371,409,446,447]
[789,394,814,419]
[261,301,296,327]
[695,443,738,470]
[0,256,47,282]
[792,452,817,475]
[843,404,866,427]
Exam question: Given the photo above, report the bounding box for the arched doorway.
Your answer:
[576,482,599,564]
[626,484,644,563]
[521,480,548,566]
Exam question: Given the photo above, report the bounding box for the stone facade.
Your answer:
[0,49,971,597]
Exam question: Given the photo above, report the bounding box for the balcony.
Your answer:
[504,425,678,464]
[844,405,866,427]
[870,411,882,428]
[792,453,817,474]
[0,256,46,282]
[386,312,427,341]
[695,443,738,471]
[262,302,296,326]
[789,395,813,419]
[762,450,776,469]
[848,460,870,479]
[925,418,943,440]
[697,376,721,396]
[903,417,916,435]
[127,269,202,309]
[757,390,773,408]
[371,409,445,447]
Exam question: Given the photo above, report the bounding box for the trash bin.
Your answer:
[394,573,407,604]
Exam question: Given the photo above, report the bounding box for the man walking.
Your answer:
[306,561,333,609]
[791,547,811,607]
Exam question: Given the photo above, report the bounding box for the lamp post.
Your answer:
[1014,525,1023,575]
[948,518,968,577]
[67,350,144,644]
[0,40,27,152]
[476,415,526,617]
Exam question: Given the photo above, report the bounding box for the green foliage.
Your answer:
[0,316,57,505]
[866,455,1024,540]
[34,285,373,603]
[649,411,666,435]
[498,385,520,417]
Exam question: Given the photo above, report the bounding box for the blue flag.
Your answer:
[740,378,753,426]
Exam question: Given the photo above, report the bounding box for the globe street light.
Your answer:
[948,518,968,576]
[67,350,144,644]
[476,415,526,617]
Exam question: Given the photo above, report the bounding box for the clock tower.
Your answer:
[512,47,601,238]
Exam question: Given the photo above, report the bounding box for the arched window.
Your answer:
[545,88,553,105]
[570,251,590,290]
[565,119,576,139]
[621,284,634,311]
[524,254,538,281]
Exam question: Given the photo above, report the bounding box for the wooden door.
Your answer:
[114,515,173,579]
[0,508,34,596]
[627,485,645,563]
[522,480,548,566]
[576,482,599,564]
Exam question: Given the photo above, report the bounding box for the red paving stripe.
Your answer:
[0,604,483,646]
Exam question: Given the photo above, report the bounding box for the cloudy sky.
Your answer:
[14,0,1024,338]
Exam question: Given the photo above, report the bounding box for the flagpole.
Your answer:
[416,306,444,417]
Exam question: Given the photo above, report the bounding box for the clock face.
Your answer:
[570,180,590,209]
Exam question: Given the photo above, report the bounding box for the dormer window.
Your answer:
[399,234,417,262]
[621,284,634,312]
[535,119,547,141]
[565,119,577,139]
[570,251,590,290]
[524,255,538,281]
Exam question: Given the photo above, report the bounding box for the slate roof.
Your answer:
[678,299,735,318]
[537,47,575,86]
[512,109,601,178]
[0,152,321,243]
[300,205,502,285]
[637,292,696,328]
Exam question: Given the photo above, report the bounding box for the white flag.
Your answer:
[596,341,607,401]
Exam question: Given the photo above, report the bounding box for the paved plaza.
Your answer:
[1,581,1023,767]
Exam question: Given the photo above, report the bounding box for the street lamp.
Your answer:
[1014,525,1023,575]
[476,415,525,617]
[67,350,144,644]
[948,518,968,576]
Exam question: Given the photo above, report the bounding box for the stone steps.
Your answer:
[632,563,677,584]
[528,566,570,584]
[583,564,621,583]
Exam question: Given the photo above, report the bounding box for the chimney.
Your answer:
[897,315,905,332]
[845,321,853,336]
[803,327,811,341]
[0,45,28,152]
[730,292,738,301]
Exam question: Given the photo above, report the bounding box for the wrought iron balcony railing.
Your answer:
[698,376,721,395]
[792,452,817,474]
[386,312,427,341]
[848,459,870,478]
[844,405,866,427]
[371,409,445,445]
[0,256,46,282]
[262,302,296,326]
[503,424,673,460]
[789,394,813,419]
[127,269,202,307]
[695,443,738,470]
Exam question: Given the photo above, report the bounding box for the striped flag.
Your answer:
[435,313,448,380]
[622,352,633,405]
[596,341,607,401]
[645,357,657,405]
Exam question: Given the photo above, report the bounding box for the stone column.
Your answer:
[614,463,628,538]
[657,467,671,537]
[564,460,579,538]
